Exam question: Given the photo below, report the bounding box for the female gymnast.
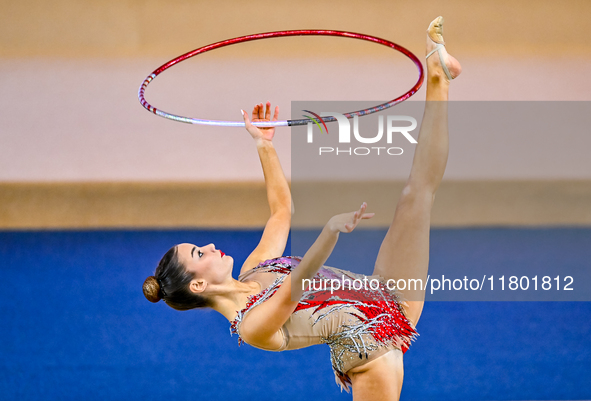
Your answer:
[143,16,461,400]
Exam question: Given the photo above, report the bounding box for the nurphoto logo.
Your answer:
[304,111,418,156]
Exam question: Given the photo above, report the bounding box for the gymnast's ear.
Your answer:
[190,278,207,294]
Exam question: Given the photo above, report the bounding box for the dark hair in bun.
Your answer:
[143,276,164,302]
[142,246,212,310]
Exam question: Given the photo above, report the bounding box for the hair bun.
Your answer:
[143,276,163,303]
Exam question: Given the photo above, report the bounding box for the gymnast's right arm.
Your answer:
[239,203,374,348]
[240,102,292,275]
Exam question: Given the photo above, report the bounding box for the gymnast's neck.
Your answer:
[207,279,262,321]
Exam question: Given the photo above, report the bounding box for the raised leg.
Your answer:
[372,16,461,326]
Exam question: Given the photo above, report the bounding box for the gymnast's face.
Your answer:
[177,243,234,295]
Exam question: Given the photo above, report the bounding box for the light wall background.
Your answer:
[1,0,590,227]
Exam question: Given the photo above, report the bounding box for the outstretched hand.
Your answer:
[241,102,279,143]
[328,202,374,233]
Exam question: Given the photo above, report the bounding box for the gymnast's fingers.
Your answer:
[264,102,272,120]
[272,106,279,121]
[358,202,367,216]
[357,203,373,221]
[251,104,259,121]
[241,109,250,126]
[258,103,264,120]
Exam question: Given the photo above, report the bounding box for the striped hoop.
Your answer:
[138,30,424,128]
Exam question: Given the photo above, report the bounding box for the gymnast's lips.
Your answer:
[220,250,225,258]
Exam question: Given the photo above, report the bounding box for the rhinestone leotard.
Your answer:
[230,256,418,392]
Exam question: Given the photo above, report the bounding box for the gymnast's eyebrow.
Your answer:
[191,246,196,258]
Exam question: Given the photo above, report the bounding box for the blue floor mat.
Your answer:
[1,228,589,400]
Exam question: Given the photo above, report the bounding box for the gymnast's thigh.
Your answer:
[348,349,404,401]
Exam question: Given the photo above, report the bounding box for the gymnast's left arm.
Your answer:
[240,102,291,274]
[238,203,374,348]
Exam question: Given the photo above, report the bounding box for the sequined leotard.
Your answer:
[230,256,417,391]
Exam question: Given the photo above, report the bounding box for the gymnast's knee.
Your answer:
[399,183,436,208]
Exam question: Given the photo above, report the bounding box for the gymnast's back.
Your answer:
[230,256,417,391]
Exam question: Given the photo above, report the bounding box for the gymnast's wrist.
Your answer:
[255,138,273,148]
[325,219,341,235]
